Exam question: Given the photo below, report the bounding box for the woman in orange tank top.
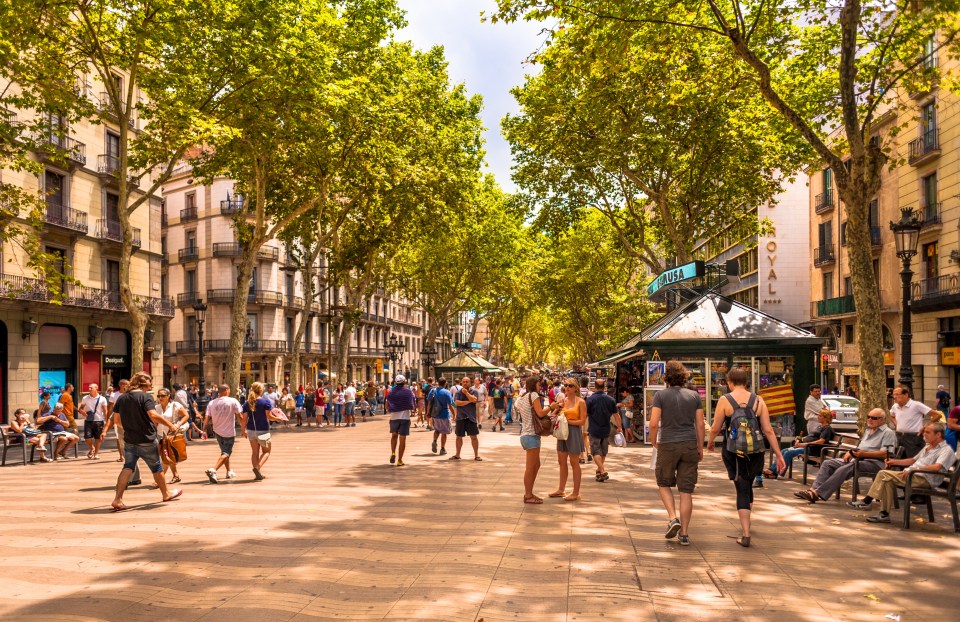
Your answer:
[548,378,587,501]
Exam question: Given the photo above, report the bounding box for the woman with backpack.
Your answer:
[707,368,785,548]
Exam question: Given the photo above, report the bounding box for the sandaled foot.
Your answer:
[726,535,750,547]
[474,456,482,461]
[548,490,565,498]
[563,494,581,502]
[523,495,543,504]
[111,503,129,512]
[169,476,182,484]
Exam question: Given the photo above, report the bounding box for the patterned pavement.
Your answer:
[1,417,956,621]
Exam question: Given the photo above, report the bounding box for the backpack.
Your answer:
[723,393,765,456]
[426,388,438,417]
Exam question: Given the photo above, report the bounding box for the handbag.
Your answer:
[529,394,553,437]
[613,432,626,447]
[161,433,188,464]
[553,413,569,441]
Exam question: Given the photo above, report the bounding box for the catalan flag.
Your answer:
[759,383,795,417]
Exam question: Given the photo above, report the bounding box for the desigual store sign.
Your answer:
[103,355,128,368]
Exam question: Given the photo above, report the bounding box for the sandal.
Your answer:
[727,535,750,547]
[169,476,182,484]
[563,494,581,502]
[523,495,543,504]
[474,457,483,461]
[548,491,566,498]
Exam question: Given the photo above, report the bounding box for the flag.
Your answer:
[759,384,795,417]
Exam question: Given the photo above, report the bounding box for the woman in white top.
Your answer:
[517,376,551,504]
[156,388,189,483]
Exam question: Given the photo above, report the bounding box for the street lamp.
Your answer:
[384,333,404,379]
[890,207,923,390]
[192,299,209,409]
[420,343,437,378]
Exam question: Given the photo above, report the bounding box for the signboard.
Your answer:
[942,347,960,366]
[375,359,383,373]
[103,355,128,368]
[647,260,705,298]
[883,351,895,366]
[39,370,67,407]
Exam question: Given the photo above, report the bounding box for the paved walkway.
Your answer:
[1,419,956,621]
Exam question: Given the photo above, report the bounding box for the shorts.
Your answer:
[492,408,506,419]
[84,420,105,439]
[656,440,701,493]
[520,435,541,450]
[432,417,452,435]
[215,434,236,456]
[345,402,355,416]
[123,441,163,474]
[589,435,609,457]
[389,419,411,436]
[455,418,479,437]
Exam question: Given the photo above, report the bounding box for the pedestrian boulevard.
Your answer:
[0,421,955,621]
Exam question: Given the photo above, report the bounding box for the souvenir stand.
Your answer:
[591,292,824,443]
[432,351,502,381]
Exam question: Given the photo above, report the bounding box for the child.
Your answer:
[359,397,371,422]
[294,389,305,427]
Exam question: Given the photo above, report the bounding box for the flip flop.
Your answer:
[163,489,183,502]
[548,491,565,497]
[523,495,543,504]
[474,457,483,461]
[449,455,461,460]
[563,494,581,502]
[111,505,129,512]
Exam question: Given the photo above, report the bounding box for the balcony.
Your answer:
[0,273,170,316]
[921,202,942,229]
[206,289,235,303]
[135,294,175,317]
[249,289,283,306]
[200,339,287,353]
[180,206,198,222]
[34,132,87,166]
[909,130,940,166]
[286,295,304,309]
[95,219,141,248]
[815,295,856,318]
[360,311,389,325]
[177,291,201,307]
[178,246,199,262]
[813,246,835,267]
[220,197,244,214]
[176,340,199,354]
[257,246,279,262]
[212,242,242,257]
[815,190,835,214]
[97,153,120,177]
[44,203,88,234]
[911,274,960,313]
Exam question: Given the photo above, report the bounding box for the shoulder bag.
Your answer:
[254,402,272,447]
[553,410,569,441]
[529,394,554,437]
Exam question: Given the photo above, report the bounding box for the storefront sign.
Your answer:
[647,260,705,297]
[825,353,839,364]
[883,351,895,366]
[942,347,960,366]
[103,355,128,368]
[842,365,860,376]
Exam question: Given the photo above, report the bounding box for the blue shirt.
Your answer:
[428,388,454,419]
[243,397,272,432]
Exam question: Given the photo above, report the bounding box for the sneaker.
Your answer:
[866,513,890,523]
[431,440,438,454]
[587,454,593,462]
[439,448,447,455]
[205,468,219,484]
[753,480,764,489]
[678,535,690,546]
[390,453,396,464]
[665,518,681,539]
[226,470,237,479]
[847,500,871,509]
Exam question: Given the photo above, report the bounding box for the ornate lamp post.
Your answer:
[420,343,437,378]
[890,207,923,390]
[384,333,405,379]
[192,299,209,409]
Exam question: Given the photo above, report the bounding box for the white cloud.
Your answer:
[395,0,546,193]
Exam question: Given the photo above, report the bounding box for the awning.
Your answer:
[587,350,641,368]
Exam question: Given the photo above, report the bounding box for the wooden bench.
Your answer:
[1,425,38,466]
[783,433,851,485]
[898,464,960,532]
[850,445,905,502]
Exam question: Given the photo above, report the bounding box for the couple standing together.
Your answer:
[649,362,784,547]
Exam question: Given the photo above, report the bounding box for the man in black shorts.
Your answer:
[452,376,481,461]
[586,379,621,482]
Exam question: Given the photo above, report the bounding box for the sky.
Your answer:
[395,0,546,193]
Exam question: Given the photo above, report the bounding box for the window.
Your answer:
[185,229,196,250]
[185,192,196,211]
[185,269,196,293]
[873,259,880,287]
[869,199,879,228]
[106,260,120,303]
[844,324,855,345]
[921,101,937,140]
[844,276,852,296]
[818,222,833,248]
[840,222,847,246]
[882,324,895,350]
[922,35,937,69]
[924,242,939,280]
[185,315,196,344]
[921,172,938,209]
[247,314,258,342]
[105,193,120,221]
[737,247,758,275]
[161,237,166,254]
[44,171,66,210]
[105,131,120,157]
[45,246,67,291]
[822,272,834,299]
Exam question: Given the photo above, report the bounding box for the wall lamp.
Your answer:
[22,318,38,340]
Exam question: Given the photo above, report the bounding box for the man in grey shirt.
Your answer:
[648,361,704,546]
[794,407,897,503]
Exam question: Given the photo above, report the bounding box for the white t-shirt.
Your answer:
[344,386,357,403]
[892,399,932,434]
[81,394,108,422]
[264,392,280,408]
[206,396,242,437]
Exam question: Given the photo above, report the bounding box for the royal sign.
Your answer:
[647,261,705,298]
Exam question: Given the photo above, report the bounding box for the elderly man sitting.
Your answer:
[853,422,957,524]
[38,402,80,459]
[793,408,897,503]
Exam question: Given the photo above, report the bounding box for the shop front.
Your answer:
[593,294,823,443]
[101,329,131,389]
[39,324,77,406]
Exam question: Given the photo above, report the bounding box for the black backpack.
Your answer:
[723,393,765,456]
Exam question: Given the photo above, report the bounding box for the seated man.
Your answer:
[794,407,896,503]
[38,402,80,459]
[856,422,956,523]
[774,411,835,476]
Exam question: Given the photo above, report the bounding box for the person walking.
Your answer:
[707,369,784,547]
[648,362,704,545]
[586,378,622,483]
[386,374,416,466]
[518,376,551,504]
[453,376,482,461]
[426,378,455,455]
[474,376,489,429]
[489,379,507,431]
[549,378,587,501]
[332,383,345,427]
[204,384,243,483]
[241,381,284,480]
[80,383,109,459]
[58,383,78,435]
[344,382,357,427]
[110,372,182,511]
[156,388,189,484]
[294,387,305,427]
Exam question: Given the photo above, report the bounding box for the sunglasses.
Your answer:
[564,384,575,388]
[867,415,884,420]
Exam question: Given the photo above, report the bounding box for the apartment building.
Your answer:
[806,35,959,402]
[690,177,811,326]
[160,169,435,388]
[0,72,171,421]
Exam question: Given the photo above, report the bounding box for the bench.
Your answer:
[783,434,849,485]
[1,425,38,466]
[850,445,905,502]
[898,464,960,532]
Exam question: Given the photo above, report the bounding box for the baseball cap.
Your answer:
[53,402,64,409]
[394,374,406,384]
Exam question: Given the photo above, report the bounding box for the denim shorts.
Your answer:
[123,441,163,474]
[215,434,235,456]
[345,402,355,415]
[520,435,541,450]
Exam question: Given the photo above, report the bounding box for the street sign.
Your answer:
[375,359,383,373]
[646,260,705,298]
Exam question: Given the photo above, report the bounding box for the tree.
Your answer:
[500,14,806,274]
[493,0,960,415]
